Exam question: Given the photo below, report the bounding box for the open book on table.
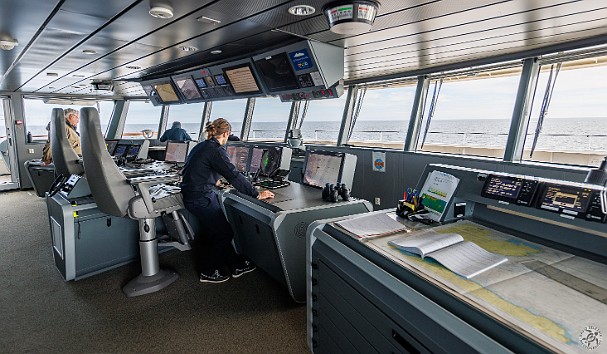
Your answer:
[388,231,508,279]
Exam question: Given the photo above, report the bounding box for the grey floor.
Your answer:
[0,189,308,353]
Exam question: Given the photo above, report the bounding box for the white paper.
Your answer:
[419,170,460,222]
[335,213,407,238]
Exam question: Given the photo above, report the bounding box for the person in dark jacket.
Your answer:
[159,121,192,142]
[181,118,274,283]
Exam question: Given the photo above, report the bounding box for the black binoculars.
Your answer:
[322,183,350,202]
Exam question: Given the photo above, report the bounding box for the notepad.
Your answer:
[389,232,508,279]
[335,213,408,239]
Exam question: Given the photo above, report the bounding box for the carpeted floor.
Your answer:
[0,189,308,353]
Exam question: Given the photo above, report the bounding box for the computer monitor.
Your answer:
[105,139,119,155]
[249,147,265,174]
[112,143,130,158]
[302,150,346,188]
[165,141,189,163]
[222,64,262,95]
[126,145,141,160]
[255,147,283,177]
[254,52,299,93]
[173,76,201,100]
[153,82,181,104]
[226,145,250,173]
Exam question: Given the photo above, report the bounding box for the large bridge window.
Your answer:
[123,100,162,139]
[0,98,6,141]
[23,98,114,141]
[523,55,607,167]
[417,66,521,158]
[210,99,247,138]
[347,84,415,149]
[301,90,348,144]
[166,103,204,141]
[249,97,291,142]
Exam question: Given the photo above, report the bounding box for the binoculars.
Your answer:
[322,183,350,202]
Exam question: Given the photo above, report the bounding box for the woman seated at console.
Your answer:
[180,118,274,283]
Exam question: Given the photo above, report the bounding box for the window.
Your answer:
[123,100,162,139]
[523,56,607,167]
[249,97,291,141]
[418,66,522,158]
[300,90,348,144]
[167,103,204,141]
[210,99,248,137]
[23,98,112,141]
[348,85,415,149]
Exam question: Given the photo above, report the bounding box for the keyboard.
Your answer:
[254,179,291,190]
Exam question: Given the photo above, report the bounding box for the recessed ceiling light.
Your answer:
[72,74,85,77]
[210,49,222,55]
[196,15,221,24]
[180,46,198,52]
[48,87,55,90]
[126,65,141,70]
[288,5,315,16]
[46,72,58,77]
[82,49,96,55]
[149,4,173,19]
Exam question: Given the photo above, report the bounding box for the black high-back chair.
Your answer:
[50,108,83,177]
[80,107,192,297]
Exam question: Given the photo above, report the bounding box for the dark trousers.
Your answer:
[184,192,243,273]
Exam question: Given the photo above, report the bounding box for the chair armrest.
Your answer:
[129,174,181,214]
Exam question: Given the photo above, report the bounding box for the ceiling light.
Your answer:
[72,74,85,77]
[149,3,173,19]
[180,46,198,52]
[0,37,18,51]
[322,0,379,35]
[46,72,58,77]
[196,16,221,24]
[210,49,222,55]
[126,65,141,70]
[82,49,96,55]
[288,5,316,16]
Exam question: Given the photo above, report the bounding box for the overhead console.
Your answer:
[140,40,344,105]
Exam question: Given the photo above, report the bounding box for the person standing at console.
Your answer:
[160,121,192,142]
[181,118,274,283]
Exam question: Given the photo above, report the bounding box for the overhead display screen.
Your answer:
[153,83,180,103]
[204,76,216,87]
[254,52,299,92]
[214,74,227,85]
[194,78,207,89]
[223,64,261,94]
[174,77,201,100]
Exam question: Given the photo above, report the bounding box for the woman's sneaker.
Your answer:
[231,260,256,278]
[199,269,230,283]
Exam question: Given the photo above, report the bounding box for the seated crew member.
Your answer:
[64,108,81,154]
[41,122,52,164]
[180,118,274,283]
[159,121,192,142]
[42,108,81,164]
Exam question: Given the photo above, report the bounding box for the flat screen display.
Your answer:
[126,145,141,158]
[226,145,250,173]
[105,139,118,155]
[302,150,344,188]
[204,76,216,88]
[153,83,180,103]
[141,85,154,96]
[223,64,261,94]
[195,78,207,89]
[165,141,189,163]
[481,175,523,202]
[256,147,282,177]
[113,144,130,158]
[540,184,593,214]
[249,147,265,173]
[254,52,299,93]
[174,77,201,100]
[214,74,227,86]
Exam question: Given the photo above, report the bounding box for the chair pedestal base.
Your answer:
[122,269,178,297]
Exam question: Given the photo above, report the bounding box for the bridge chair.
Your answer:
[79,107,193,297]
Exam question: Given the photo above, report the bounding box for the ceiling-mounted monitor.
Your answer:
[222,63,262,95]
[252,40,344,97]
[172,75,201,100]
[253,52,299,93]
[153,82,181,104]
